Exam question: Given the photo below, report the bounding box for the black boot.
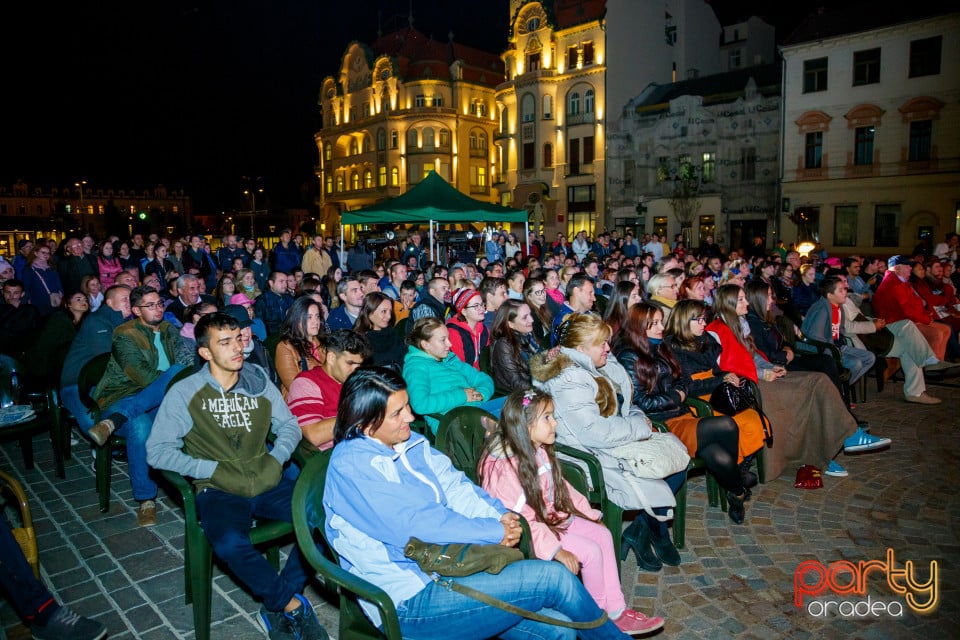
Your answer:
[649,523,681,567]
[739,458,758,490]
[620,518,662,572]
[727,491,746,525]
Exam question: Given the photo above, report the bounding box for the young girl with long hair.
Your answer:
[479,389,665,636]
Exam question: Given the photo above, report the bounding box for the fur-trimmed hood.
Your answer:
[530,347,618,417]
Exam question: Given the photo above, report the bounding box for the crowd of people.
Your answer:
[2,225,959,639]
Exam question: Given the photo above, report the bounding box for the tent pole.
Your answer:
[525,221,530,257]
[429,220,435,263]
[340,225,346,271]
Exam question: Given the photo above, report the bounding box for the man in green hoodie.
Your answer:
[147,312,327,640]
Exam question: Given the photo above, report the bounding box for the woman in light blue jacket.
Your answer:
[324,366,637,640]
[402,317,504,432]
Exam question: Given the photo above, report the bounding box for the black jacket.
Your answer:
[614,343,688,421]
[666,334,725,398]
[745,310,790,365]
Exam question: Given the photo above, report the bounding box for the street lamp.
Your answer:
[75,180,87,233]
[242,176,264,240]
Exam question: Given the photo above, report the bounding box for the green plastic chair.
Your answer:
[292,450,403,640]
[76,353,125,512]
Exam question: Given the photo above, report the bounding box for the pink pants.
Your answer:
[558,517,626,614]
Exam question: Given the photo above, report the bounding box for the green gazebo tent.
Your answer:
[340,171,529,261]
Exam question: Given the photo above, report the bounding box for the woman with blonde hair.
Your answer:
[530,313,685,572]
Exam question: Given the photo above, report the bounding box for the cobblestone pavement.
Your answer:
[1,376,958,639]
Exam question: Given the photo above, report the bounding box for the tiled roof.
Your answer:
[631,64,781,113]
[783,4,953,45]
[371,27,504,86]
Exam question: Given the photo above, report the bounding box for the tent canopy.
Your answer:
[341,171,527,225]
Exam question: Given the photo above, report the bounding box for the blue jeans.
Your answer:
[840,345,876,386]
[396,559,627,640]
[195,478,308,613]
[60,384,93,432]
[101,365,186,501]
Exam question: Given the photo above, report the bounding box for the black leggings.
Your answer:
[694,416,743,494]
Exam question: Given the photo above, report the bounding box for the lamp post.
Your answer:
[75,180,87,233]
[242,176,264,240]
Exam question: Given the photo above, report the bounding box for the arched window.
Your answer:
[521,94,536,122]
[336,175,344,192]
[423,127,435,150]
[351,172,360,190]
[568,92,580,115]
[364,169,373,188]
[391,130,399,148]
[377,129,387,150]
[324,143,332,161]
[543,143,553,168]
[584,89,595,114]
[378,165,387,186]
[363,136,372,153]
[542,94,552,119]
[407,129,418,148]
[391,167,399,186]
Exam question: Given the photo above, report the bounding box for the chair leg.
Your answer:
[96,443,112,513]
[705,472,720,508]
[187,525,214,640]
[673,479,687,550]
[756,448,767,485]
[18,435,35,470]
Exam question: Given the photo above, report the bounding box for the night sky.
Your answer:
[1,0,833,214]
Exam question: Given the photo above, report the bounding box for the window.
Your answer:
[542,94,552,119]
[567,185,595,212]
[701,152,716,182]
[522,94,536,122]
[432,96,443,107]
[423,162,435,179]
[350,139,359,155]
[583,136,595,164]
[325,175,333,194]
[363,136,372,153]
[472,166,487,187]
[391,167,399,186]
[803,57,828,93]
[729,49,742,69]
[523,142,535,169]
[804,132,823,169]
[479,133,487,151]
[350,106,358,121]
[741,147,756,180]
[470,101,487,116]
[543,143,553,168]
[584,89,594,114]
[439,129,450,147]
[853,48,881,86]
[362,102,370,118]
[324,143,332,161]
[567,47,578,69]
[364,170,373,189]
[569,138,580,174]
[415,95,426,108]
[423,128,435,150]
[336,176,344,192]
[568,92,580,115]
[834,205,858,247]
[351,173,360,190]
[407,129,418,148]
[527,51,541,72]
[391,130,398,148]
[378,166,387,186]
[527,18,540,31]
[501,107,509,132]
[582,42,594,66]
[874,204,900,247]
[408,163,419,182]
[470,132,478,150]
[377,129,387,150]
[854,126,874,165]
[909,120,932,161]
[909,36,941,78]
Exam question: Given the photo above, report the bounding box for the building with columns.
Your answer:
[315,24,504,237]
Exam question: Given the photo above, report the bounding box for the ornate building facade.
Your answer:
[315,25,504,236]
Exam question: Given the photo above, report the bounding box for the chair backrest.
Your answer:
[478,345,492,377]
[434,406,498,485]
[77,352,112,412]
[394,317,407,338]
[263,332,282,361]
[166,365,195,392]
[292,450,402,640]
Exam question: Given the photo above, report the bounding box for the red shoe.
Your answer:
[613,609,665,636]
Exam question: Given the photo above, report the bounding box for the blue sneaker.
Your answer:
[824,460,848,477]
[285,594,329,640]
[843,428,891,453]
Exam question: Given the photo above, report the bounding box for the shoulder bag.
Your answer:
[608,431,691,479]
[710,380,774,448]
[404,537,607,630]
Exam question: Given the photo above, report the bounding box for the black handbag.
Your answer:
[709,380,753,416]
[404,537,607,630]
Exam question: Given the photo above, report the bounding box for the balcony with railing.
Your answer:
[565,112,595,126]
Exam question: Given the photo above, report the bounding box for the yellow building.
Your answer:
[316,26,505,237]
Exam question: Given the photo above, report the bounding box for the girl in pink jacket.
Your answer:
[479,389,664,636]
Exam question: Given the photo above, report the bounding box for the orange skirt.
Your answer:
[665,401,765,464]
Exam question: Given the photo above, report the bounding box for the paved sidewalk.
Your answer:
[1,376,958,638]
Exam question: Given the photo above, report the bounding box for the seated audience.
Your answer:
[353,292,405,369]
[275,296,326,399]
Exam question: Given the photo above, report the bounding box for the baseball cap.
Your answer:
[222,304,253,328]
[887,255,915,268]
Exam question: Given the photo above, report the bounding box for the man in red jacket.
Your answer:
[872,255,951,360]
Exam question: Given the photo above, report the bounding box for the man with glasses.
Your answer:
[89,286,194,527]
[647,272,679,324]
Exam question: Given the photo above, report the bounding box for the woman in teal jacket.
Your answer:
[403,316,504,433]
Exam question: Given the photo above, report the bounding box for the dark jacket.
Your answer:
[270,241,301,275]
[58,255,97,297]
[745,310,791,365]
[666,334,726,398]
[254,290,294,335]
[614,343,688,421]
[490,333,541,392]
[92,318,193,409]
[364,328,406,369]
[406,294,447,335]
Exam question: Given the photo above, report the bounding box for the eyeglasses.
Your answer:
[530,289,546,296]
[465,303,486,310]
[690,316,707,324]
[137,301,163,310]
[658,283,678,290]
